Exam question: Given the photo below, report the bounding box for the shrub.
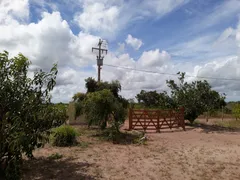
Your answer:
[48,153,63,160]
[0,51,66,180]
[84,89,127,130]
[51,125,78,147]
[232,104,240,120]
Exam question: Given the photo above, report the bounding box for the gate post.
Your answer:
[156,110,160,133]
[129,108,133,130]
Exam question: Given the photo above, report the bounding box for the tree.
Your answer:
[0,51,66,179]
[85,78,121,98]
[84,89,127,130]
[73,78,128,121]
[136,90,160,107]
[72,92,86,118]
[135,90,175,109]
[72,92,86,102]
[166,72,225,123]
[85,77,97,93]
[232,104,240,120]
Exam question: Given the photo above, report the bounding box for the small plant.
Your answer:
[48,153,63,160]
[77,141,89,148]
[51,125,78,147]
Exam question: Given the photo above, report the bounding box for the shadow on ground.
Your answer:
[22,157,96,180]
[187,123,240,133]
[92,129,144,145]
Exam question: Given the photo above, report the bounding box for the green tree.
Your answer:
[135,90,175,109]
[72,92,86,102]
[167,72,225,123]
[84,89,127,130]
[136,90,160,107]
[232,104,240,120]
[72,92,86,118]
[0,51,66,179]
[85,77,98,93]
[85,78,121,98]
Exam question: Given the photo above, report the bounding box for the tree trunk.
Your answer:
[206,111,209,122]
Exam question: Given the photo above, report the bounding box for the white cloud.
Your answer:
[192,0,240,32]
[237,22,240,47]
[0,11,100,102]
[74,2,120,37]
[117,42,125,54]
[125,34,143,50]
[138,49,170,68]
[169,27,238,62]
[1,1,240,102]
[142,0,189,16]
[0,0,29,25]
[0,11,100,69]
[74,0,190,38]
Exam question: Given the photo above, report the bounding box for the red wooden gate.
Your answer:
[129,108,185,132]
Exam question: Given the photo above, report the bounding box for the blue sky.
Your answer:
[1,0,240,102]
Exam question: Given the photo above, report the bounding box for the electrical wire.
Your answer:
[103,64,240,82]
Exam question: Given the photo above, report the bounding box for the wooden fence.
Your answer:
[129,108,185,132]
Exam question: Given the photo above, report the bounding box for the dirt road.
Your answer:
[23,125,240,180]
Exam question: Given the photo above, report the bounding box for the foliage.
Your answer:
[72,93,86,119]
[136,90,161,107]
[85,78,122,98]
[72,92,86,102]
[0,51,66,179]
[216,119,240,129]
[51,125,78,147]
[48,153,63,160]
[85,77,98,93]
[166,72,226,123]
[232,104,240,120]
[136,90,175,108]
[84,89,127,131]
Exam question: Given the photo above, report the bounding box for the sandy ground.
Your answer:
[22,121,240,180]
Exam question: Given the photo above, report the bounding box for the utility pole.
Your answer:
[92,39,108,83]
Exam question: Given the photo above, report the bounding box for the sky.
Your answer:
[0,0,240,102]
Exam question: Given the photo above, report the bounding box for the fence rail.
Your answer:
[129,108,185,132]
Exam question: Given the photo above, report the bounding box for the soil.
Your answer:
[22,120,240,180]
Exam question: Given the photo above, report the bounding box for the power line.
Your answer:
[103,64,240,82]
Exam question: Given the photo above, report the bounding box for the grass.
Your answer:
[92,128,146,145]
[216,119,240,129]
[48,153,63,160]
[77,141,90,148]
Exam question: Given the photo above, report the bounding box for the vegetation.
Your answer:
[136,90,175,109]
[0,49,235,179]
[135,72,226,123]
[166,72,226,123]
[0,51,66,179]
[232,104,240,120]
[216,119,240,129]
[48,153,63,160]
[51,125,78,147]
[84,89,127,131]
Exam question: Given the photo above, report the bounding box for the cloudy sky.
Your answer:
[1,0,240,102]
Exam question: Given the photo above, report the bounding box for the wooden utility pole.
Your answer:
[92,39,108,83]
[222,105,224,121]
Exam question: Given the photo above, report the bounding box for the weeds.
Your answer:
[216,120,240,129]
[48,153,63,160]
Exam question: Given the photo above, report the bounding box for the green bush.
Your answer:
[48,153,63,160]
[51,125,78,147]
[0,51,66,180]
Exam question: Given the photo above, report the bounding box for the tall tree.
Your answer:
[84,89,126,130]
[0,51,66,179]
[136,90,160,107]
[167,72,225,123]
